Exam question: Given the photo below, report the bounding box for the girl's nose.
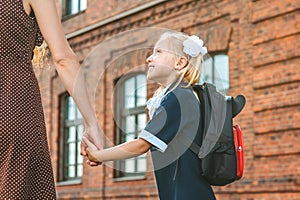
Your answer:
[146,54,153,63]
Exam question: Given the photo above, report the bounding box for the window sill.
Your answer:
[56,179,82,186]
[113,175,146,182]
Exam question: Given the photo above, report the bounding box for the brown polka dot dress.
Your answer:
[0,0,56,199]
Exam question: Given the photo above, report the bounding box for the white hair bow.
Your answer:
[183,35,207,57]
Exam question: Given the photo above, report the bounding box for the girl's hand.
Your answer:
[82,136,102,163]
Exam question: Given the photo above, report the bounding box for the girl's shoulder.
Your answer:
[172,85,196,100]
[162,85,199,110]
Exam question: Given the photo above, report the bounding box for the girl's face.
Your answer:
[146,40,177,86]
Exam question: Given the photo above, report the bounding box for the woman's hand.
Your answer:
[83,124,102,148]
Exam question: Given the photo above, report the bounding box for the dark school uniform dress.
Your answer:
[0,0,56,199]
[139,84,216,200]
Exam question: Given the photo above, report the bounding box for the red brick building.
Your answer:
[36,0,300,199]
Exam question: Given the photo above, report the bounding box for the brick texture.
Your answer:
[36,0,300,199]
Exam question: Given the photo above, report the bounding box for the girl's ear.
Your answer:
[175,57,188,70]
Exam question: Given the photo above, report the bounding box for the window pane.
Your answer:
[77,124,84,138]
[125,116,135,133]
[200,57,213,84]
[137,156,147,172]
[68,143,76,165]
[71,0,79,14]
[124,159,135,173]
[124,78,135,108]
[214,55,229,91]
[136,75,147,106]
[76,107,82,119]
[68,165,76,178]
[77,141,83,164]
[137,113,146,131]
[68,126,76,142]
[68,97,75,120]
[80,0,87,11]
[77,165,83,177]
[125,133,135,142]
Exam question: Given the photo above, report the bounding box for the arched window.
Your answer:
[114,73,147,179]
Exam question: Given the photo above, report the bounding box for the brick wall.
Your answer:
[36,0,300,199]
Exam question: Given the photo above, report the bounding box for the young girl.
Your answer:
[84,31,216,200]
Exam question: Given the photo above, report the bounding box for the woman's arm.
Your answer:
[27,0,102,153]
[83,137,152,163]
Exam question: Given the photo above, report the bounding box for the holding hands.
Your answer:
[82,136,102,163]
[80,124,103,166]
[81,130,152,165]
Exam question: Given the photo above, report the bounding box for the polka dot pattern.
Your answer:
[0,1,56,199]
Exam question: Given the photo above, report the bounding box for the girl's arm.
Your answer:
[83,137,152,162]
[27,0,102,154]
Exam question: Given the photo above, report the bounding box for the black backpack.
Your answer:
[191,83,246,186]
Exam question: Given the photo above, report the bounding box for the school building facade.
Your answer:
[36,0,300,199]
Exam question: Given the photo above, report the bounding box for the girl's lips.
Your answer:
[148,65,154,71]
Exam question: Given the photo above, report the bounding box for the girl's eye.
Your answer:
[155,49,161,55]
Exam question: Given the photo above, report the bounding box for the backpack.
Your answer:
[191,82,246,186]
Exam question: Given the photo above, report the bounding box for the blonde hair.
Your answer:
[153,31,205,97]
[31,41,51,69]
